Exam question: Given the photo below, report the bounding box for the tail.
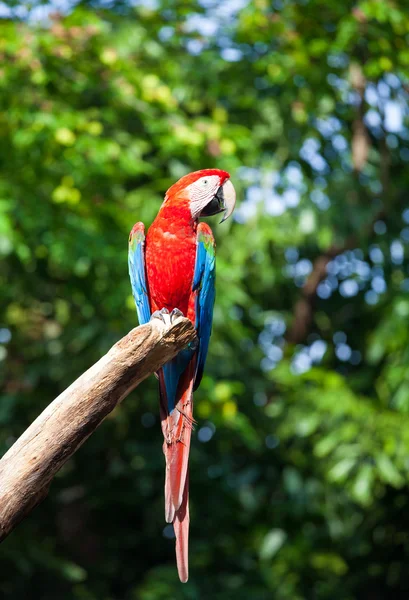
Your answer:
[174,471,189,583]
[159,360,195,583]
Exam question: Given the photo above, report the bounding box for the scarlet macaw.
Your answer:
[128,169,236,582]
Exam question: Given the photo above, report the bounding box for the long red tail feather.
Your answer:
[159,362,195,582]
[174,472,189,583]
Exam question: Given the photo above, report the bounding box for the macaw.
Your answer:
[128,169,236,582]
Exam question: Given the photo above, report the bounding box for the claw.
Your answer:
[170,308,184,323]
[151,307,170,324]
[151,310,166,323]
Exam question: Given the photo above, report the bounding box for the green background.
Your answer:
[1,0,409,598]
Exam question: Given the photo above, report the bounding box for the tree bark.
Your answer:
[0,316,196,542]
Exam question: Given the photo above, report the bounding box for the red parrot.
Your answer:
[128,169,236,582]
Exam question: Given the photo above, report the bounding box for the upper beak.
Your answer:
[219,179,236,223]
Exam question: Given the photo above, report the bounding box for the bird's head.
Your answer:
[165,169,236,223]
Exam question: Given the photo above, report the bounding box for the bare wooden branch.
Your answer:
[350,63,370,172]
[0,317,196,542]
[286,244,351,344]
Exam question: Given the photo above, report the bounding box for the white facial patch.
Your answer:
[187,175,221,219]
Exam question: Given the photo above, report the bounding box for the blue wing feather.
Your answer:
[128,223,151,325]
[162,348,194,413]
[193,224,216,391]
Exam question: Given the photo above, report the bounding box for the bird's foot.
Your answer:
[170,308,184,323]
[151,307,185,327]
[151,307,171,325]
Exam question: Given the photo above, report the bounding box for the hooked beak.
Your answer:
[218,179,236,223]
[199,179,236,223]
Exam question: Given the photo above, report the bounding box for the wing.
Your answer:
[128,222,151,325]
[192,222,216,390]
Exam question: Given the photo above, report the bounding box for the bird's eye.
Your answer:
[202,179,208,185]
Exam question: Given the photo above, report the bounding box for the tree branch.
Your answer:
[0,316,196,542]
[286,204,387,345]
[350,63,370,173]
[286,244,352,344]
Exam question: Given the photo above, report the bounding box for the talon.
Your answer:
[151,307,171,325]
[151,310,166,323]
[170,308,184,323]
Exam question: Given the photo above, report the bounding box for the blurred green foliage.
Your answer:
[1,0,409,598]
